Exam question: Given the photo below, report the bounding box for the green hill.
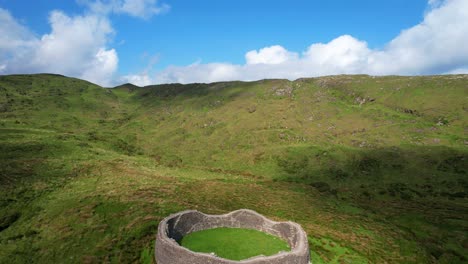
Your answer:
[0,74,467,263]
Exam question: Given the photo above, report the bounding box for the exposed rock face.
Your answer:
[272,84,294,97]
[155,209,310,264]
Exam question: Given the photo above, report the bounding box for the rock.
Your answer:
[0,104,9,112]
[355,96,376,106]
[310,182,331,193]
[272,85,293,97]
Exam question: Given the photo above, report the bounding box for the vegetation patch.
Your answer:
[180,227,290,261]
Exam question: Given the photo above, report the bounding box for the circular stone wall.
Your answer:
[155,209,310,264]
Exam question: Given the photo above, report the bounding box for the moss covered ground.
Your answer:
[179,227,290,260]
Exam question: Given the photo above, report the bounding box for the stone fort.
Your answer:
[155,209,310,264]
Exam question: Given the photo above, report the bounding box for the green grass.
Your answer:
[180,227,290,260]
[0,74,467,263]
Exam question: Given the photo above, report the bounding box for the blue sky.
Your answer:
[1,0,467,86]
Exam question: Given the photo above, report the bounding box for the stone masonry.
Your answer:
[155,209,310,264]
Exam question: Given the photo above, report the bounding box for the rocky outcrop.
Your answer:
[155,209,310,264]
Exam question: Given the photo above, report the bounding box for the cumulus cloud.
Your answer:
[81,48,119,85]
[0,8,117,86]
[372,0,468,75]
[246,45,298,65]
[153,0,468,84]
[2,0,467,86]
[120,53,160,86]
[120,0,169,18]
[156,62,242,84]
[0,8,37,61]
[304,35,371,74]
[446,67,468,74]
[0,0,169,86]
[81,0,169,19]
[120,73,153,86]
[428,0,444,8]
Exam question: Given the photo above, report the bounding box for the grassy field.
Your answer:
[179,227,290,260]
[0,74,467,263]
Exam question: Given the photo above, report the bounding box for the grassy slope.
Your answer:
[0,74,467,263]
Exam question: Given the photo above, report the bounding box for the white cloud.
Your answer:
[33,11,117,85]
[446,67,468,74]
[0,8,118,86]
[246,45,298,65]
[120,52,160,86]
[120,0,169,19]
[428,0,444,9]
[120,73,153,86]
[156,62,242,84]
[0,0,170,86]
[2,0,467,86]
[81,0,169,19]
[0,8,37,60]
[371,0,468,75]
[304,35,371,74]
[152,0,468,84]
[81,48,118,86]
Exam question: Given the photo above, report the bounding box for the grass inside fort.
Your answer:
[179,227,290,261]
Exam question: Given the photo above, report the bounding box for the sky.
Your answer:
[0,0,467,86]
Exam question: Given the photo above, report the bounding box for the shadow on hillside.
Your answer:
[0,139,55,186]
[0,138,47,232]
[277,145,468,262]
[0,127,85,235]
[117,80,274,108]
[137,81,249,97]
[277,145,467,195]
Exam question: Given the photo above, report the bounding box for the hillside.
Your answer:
[0,74,467,263]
